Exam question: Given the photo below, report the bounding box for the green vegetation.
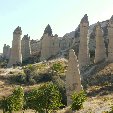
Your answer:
[50,62,65,76]
[8,61,66,85]
[25,82,63,113]
[0,82,63,113]
[0,59,8,68]
[0,87,24,113]
[71,91,87,111]
[0,60,89,112]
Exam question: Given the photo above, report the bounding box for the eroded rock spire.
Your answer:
[95,22,106,63]
[66,49,82,106]
[78,14,90,69]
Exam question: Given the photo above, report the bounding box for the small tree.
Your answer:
[25,82,63,113]
[0,87,24,113]
[23,65,34,83]
[71,91,86,111]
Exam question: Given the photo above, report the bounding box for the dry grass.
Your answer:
[0,60,113,113]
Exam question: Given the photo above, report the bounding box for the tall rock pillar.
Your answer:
[21,34,31,61]
[3,44,11,60]
[108,16,113,62]
[8,26,22,67]
[78,14,90,69]
[66,49,82,106]
[95,22,106,63]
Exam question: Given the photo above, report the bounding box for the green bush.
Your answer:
[71,91,87,111]
[23,64,36,72]
[32,72,52,83]
[0,87,24,113]
[9,73,26,84]
[28,78,36,85]
[50,62,65,76]
[52,76,67,106]
[24,82,63,113]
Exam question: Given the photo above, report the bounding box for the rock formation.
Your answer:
[3,44,11,60]
[40,31,60,61]
[21,34,31,61]
[60,36,73,51]
[8,26,22,67]
[40,34,52,60]
[44,24,52,36]
[108,15,113,62]
[95,22,106,63]
[66,49,82,106]
[30,39,41,56]
[4,15,113,66]
[78,14,90,69]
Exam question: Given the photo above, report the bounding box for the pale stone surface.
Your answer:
[30,39,41,56]
[78,14,90,69]
[40,34,52,60]
[40,34,60,61]
[21,34,31,61]
[66,49,82,106]
[8,26,22,67]
[108,16,113,62]
[3,44,11,60]
[95,22,106,63]
[60,36,73,51]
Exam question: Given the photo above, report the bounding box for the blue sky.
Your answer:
[0,0,113,53]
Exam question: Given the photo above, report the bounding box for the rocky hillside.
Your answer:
[63,19,109,52]
[1,58,113,112]
[57,60,113,113]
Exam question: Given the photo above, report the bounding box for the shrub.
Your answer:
[9,73,26,84]
[0,87,24,113]
[24,82,63,113]
[0,60,8,68]
[71,91,87,111]
[9,71,14,74]
[23,64,36,72]
[28,78,36,85]
[52,76,67,106]
[50,62,65,76]
[32,72,52,83]
[9,72,26,84]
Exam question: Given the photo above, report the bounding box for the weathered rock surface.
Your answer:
[63,19,109,53]
[78,14,90,69]
[66,49,82,106]
[108,15,113,62]
[8,26,22,67]
[95,22,106,63]
[21,34,31,61]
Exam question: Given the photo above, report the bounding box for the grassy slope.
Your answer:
[0,59,113,113]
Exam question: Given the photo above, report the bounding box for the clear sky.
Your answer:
[0,0,113,53]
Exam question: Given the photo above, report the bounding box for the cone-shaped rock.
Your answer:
[108,15,113,62]
[78,14,90,69]
[66,49,82,106]
[95,22,106,63]
[44,24,52,36]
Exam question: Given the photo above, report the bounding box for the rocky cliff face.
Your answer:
[63,20,109,54]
